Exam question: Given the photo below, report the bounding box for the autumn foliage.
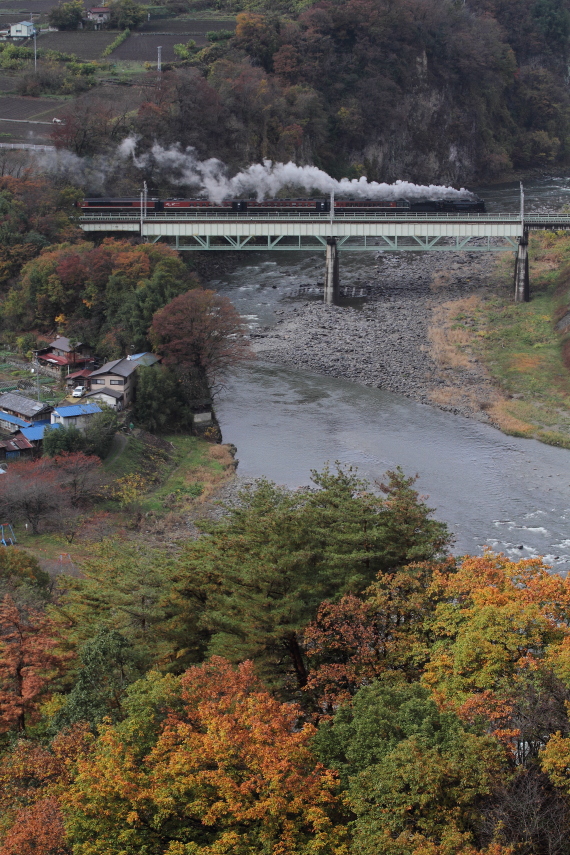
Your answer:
[62,659,348,854]
[151,288,252,379]
[2,462,570,855]
[0,596,65,733]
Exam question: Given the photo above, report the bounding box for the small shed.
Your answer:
[85,388,124,410]
[10,21,35,37]
[0,435,33,460]
[51,403,102,432]
[87,6,111,26]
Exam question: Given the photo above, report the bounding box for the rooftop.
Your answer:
[89,353,160,379]
[38,353,69,366]
[0,436,33,452]
[89,358,138,379]
[67,369,92,380]
[0,392,52,419]
[47,336,85,353]
[20,423,62,442]
[0,412,33,428]
[53,404,102,418]
[85,388,123,399]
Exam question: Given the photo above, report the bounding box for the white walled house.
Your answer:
[10,21,35,37]
[50,403,101,432]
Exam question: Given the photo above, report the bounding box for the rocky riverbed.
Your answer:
[251,250,506,422]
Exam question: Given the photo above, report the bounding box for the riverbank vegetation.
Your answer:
[2,467,570,854]
[433,234,570,447]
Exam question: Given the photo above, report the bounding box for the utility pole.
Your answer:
[140,180,148,240]
[329,189,334,227]
[30,12,37,72]
[157,45,162,72]
[520,180,525,236]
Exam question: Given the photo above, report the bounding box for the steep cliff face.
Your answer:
[360,87,481,185]
[211,0,570,183]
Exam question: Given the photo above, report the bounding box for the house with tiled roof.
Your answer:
[37,337,94,373]
[0,392,52,423]
[86,353,160,409]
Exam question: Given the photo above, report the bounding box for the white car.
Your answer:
[72,386,86,397]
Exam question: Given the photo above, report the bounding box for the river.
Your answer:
[210,178,570,571]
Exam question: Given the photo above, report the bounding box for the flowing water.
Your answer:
[208,178,570,570]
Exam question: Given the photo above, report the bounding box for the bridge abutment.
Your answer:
[514,232,530,303]
[324,237,340,305]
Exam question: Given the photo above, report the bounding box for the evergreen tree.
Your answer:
[52,629,142,729]
[132,365,189,433]
[43,424,85,456]
[178,467,450,692]
[83,407,119,459]
[51,541,208,673]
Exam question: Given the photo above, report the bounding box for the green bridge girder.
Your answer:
[162,234,521,252]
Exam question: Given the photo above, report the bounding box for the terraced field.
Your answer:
[0,95,67,119]
[110,33,184,62]
[36,29,118,58]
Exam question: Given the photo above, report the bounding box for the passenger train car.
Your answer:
[78,196,486,214]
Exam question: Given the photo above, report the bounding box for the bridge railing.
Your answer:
[79,211,522,221]
[77,211,570,224]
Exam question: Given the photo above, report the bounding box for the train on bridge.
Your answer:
[78,196,487,214]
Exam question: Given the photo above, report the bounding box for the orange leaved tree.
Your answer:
[62,658,349,854]
[0,595,67,733]
[423,553,570,758]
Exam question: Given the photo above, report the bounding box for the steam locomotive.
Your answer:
[78,196,486,214]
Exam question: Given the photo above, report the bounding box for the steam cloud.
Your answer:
[41,137,474,201]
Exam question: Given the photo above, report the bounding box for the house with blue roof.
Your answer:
[50,403,102,432]
[0,411,32,433]
[20,422,62,443]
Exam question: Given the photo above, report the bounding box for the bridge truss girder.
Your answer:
[165,234,520,252]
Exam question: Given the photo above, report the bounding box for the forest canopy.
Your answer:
[2,468,570,854]
[39,0,570,190]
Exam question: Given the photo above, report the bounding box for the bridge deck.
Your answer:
[79,212,570,251]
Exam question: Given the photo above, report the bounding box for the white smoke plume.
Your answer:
[41,136,475,201]
[123,138,474,202]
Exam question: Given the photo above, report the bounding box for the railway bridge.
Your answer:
[79,210,570,304]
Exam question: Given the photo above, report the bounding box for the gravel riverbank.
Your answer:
[251,250,505,422]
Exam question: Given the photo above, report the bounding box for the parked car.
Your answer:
[72,386,86,397]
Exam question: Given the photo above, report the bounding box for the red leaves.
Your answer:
[0,453,103,535]
[0,596,66,733]
[0,798,68,855]
[151,288,253,377]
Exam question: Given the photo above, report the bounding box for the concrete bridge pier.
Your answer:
[324,237,340,305]
[514,232,530,303]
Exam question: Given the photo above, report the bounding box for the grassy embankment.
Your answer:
[437,233,570,447]
[17,433,236,568]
